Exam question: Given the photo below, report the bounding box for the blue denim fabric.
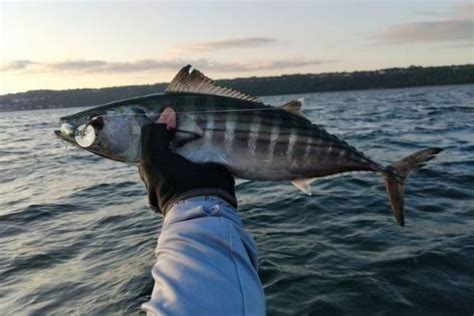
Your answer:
[141,196,266,316]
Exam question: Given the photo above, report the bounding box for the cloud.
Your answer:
[47,59,187,73]
[370,3,474,45]
[454,3,474,20]
[0,58,335,74]
[205,59,336,72]
[413,10,445,17]
[0,60,36,71]
[371,20,474,44]
[0,59,193,74]
[174,37,277,52]
[0,37,291,75]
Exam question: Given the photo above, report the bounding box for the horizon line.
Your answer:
[2,62,472,97]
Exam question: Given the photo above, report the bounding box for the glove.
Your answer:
[139,108,237,215]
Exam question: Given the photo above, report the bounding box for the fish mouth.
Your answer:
[54,129,76,145]
[54,127,128,163]
[54,129,89,153]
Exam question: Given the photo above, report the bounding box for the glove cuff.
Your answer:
[161,189,238,216]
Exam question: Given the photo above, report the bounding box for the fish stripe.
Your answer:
[205,111,215,145]
[196,108,366,163]
[209,124,332,141]
[248,114,260,155]
[208,112,306,130]
[326,142,334,160]
[303,135,313,162]
[286,127,297,158]
[212,127,352,150]
[224,112,237,151]
[267,120,280,163]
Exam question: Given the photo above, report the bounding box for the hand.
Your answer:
[139,107,237,215]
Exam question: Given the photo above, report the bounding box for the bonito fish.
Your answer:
[55,65,442,226]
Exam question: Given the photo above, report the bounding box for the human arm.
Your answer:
[139,108,266,315]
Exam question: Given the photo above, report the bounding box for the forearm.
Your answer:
[139,109,263,315]
[141,197,265,316]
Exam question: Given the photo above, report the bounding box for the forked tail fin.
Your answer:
[383,148,443,226]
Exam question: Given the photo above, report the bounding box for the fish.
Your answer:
[55,65,443,226]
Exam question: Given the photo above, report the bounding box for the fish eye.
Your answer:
[89,116,104,130]
[75,124,96,147]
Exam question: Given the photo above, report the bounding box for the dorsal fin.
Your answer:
[166,65,258,102]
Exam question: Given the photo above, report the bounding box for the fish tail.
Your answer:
[382,147,443,227]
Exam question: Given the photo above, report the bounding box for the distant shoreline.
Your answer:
[1,64,473,112]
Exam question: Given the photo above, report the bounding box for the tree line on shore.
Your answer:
[1,64,472,111]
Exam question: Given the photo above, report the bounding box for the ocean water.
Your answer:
[1,85,473,315]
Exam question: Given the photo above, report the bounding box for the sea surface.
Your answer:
[1,85,473,315]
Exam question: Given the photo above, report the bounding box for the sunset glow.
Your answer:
[1,1,472,94]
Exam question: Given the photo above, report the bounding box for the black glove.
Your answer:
[139,123,237,215]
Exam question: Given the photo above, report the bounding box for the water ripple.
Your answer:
[1,85,473,314]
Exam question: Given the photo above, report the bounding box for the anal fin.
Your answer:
[291,178,316,195]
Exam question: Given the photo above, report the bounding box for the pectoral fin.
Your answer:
[174,114,204,146]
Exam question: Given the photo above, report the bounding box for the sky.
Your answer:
[0,0,473,94]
